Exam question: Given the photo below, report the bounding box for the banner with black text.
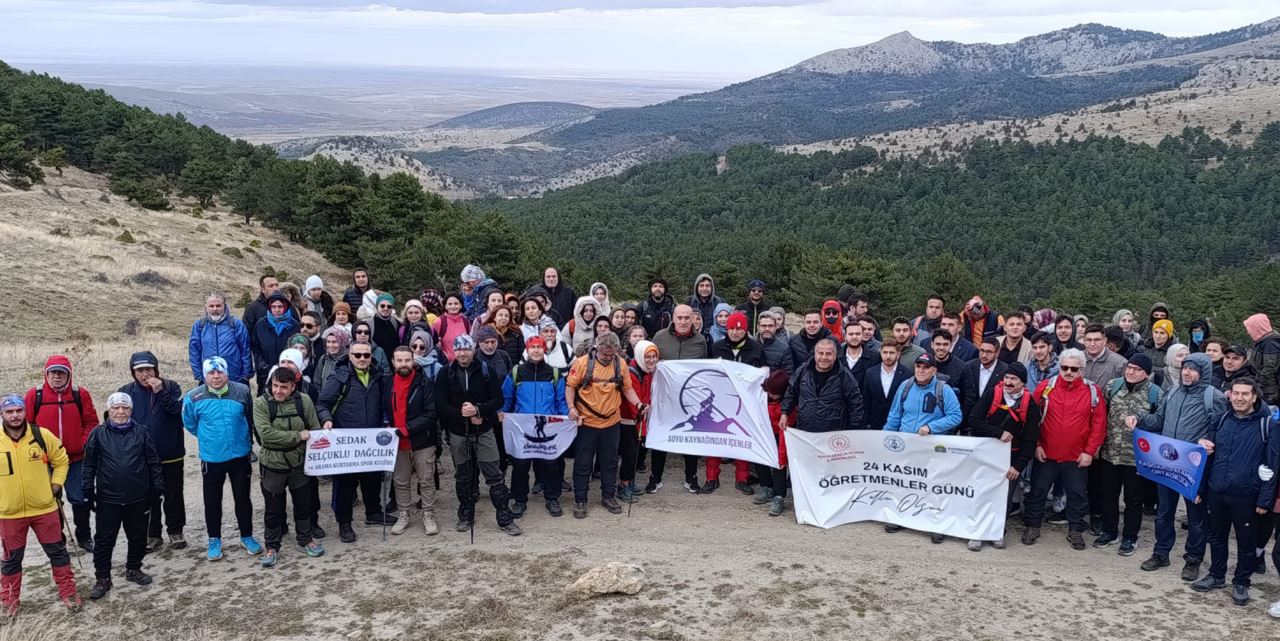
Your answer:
[648,359,778,468]
[786,429,1010,540]
[304,428,398,476]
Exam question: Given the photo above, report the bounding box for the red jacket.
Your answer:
[769,399,795,468]
[23,355,98,462]
[1032,376,1106,462]
[622,362,653,436]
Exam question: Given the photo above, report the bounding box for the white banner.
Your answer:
[503,413,577,460]
[786,429,1010,540]
[304,428,398,476]
[648,359,779,468]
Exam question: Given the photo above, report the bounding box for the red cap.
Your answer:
[526,336,547,350]
[727,311,748,332]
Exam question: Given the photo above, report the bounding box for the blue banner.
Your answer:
[1132,429,1207,501]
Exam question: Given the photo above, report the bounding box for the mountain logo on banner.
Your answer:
[524,415,566,444]
[311,436,332,450]
[671,368,747,436]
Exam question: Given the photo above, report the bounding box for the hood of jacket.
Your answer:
[1148,302,1170,327]
[588,282,611,313]
[692,273,717,302]
[127,351,160,379]
[1182,352,1214,389]
[1188,318,1211,341]
[573,296,602,327]
[820,300,843,337]
[43,354,75,389]
[1245,313,1274,342]
[712,302,733,325]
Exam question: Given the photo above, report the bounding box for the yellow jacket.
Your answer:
[0,425,69,519]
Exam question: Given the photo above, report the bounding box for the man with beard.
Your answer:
[734,279,772,336]
[386,347,440,537]
[757,312,794,375]
[637,278,676,339]
[911,295,945,346]
[119,351,187,551]
[789,310,832,369]
[1218,345,1258,392]
[189,291,252,385]
[688,273,725,342]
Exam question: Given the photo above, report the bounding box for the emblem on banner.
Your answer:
[883,435,905,452]
[375,432,394,446]
[310,436,331,450]
[671,368,747,435]
[828,434,851,453]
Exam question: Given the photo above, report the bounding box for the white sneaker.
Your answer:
[422,513,439,536]
[390,511,409,535]
[967,539,983,552]
[1268,600,1280,618]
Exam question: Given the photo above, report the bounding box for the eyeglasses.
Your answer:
[350,353,372,360]
[301,323,317,329]
[1060,365,1081,372]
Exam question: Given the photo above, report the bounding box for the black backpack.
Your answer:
[32,386,84,418]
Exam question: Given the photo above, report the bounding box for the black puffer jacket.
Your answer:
[81,420,164,506]
[436,359,504,437]
[384,366,439,450]
[781,363,865,432]
[711,337,765,367]
[317,361,387,429]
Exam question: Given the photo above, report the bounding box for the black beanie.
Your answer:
[1006,362,1028,383]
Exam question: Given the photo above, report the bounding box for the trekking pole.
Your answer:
[57,497,83,571]
[380,471,390,542]
[469,430,478,546]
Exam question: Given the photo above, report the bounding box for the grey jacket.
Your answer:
[1137,353,1228,443]
[1083,348,1127,388]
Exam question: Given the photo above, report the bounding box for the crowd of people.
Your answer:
[4,264,1280,618]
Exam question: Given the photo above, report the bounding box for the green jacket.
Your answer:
[252,392,320,471]
[1099,377,1160,467]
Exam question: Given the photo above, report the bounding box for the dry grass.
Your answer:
[0,333,188,397]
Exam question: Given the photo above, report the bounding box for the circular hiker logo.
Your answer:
[883,435,906,452]
[1136,438,1150,453]
[376,431,394,446]
[1159,443,1179,462]
[1188,451,1202,466]
[828,434,851,452]
[672,368,747,435]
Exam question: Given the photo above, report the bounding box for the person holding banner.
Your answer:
[1190,378,1279,606]
[502,336,569,518]
[1094,354,1161,556]
[966,362,1041,550]
[385,346,441,537]
[565,333,645,519]
[782,337,865,433]
[710,311,765,494]
[437,335,520,536]
[881,351,962,543]
[252,367,324,566]
[652,305,710,493]
[317,343,397,543]
[628,340,666,494]
[752,369,793,517]
[1023,349,1106,551]
[1126,353,1226,578]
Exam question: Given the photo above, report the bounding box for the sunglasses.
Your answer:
[350,353,372,359]
[355,329,370,335]
[301,323,317,329]
[750,288,763,293]
[412,344,427,351]
[824,311,839,316]
[378,304,392,309]
[1060,365,1081,372]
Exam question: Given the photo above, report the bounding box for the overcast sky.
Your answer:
[2,1,1276,78]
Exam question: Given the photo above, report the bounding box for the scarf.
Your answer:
[266,312,296,336]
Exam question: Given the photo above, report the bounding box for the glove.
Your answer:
[1260,465,1275,482]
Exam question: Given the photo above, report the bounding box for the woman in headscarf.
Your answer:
[1157,343,1190,391]
[1111,309,1141,348]
[314,326,351,387]
[1032,308,1057,332]
[1073,315,1089,341]
[563,296,603,349]
[408,328,443,380]
[1142,319,1175,372]
[358,289,380,321]
[709,303,734,344]
[350,320,390,376]
[398,299,431,346]
[589,282,611,317]
[331,302,353,337]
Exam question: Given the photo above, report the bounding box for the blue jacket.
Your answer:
[883,376,963,434]
[181,382,254,463]
[1206,402,1279,507]
[1026,354,1059,392]
[188,315,252,383]
[502,360,569,415]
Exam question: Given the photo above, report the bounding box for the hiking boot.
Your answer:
[339,523,357,543]
[1255,553,1266,575]
[61,592,81,613]
[768,496,785,517]
[1181,561,1202,582]
[617,484,637,503]
[602,498,623,515]
[88,579,112,600]
[303,541,325,557]
[1140,555,1170,571]
[683,480,702,494]
[260,549,278,568]
[1190,575,1225,592]
[1118,539,1137,556]
[454,519,472,532]
[239,536,263,555]
[169,533,187,550]
[702,479,720,494]
[930,534,945,544]
[390,511,410,535]
[546,500,563,517]
[736,481,754,495]
[645,478,663,494]
[1021,527,1040,545]
[636,458,648,473]
[422,514,439,535]
[501,522,523,537]
[124,569,152,585]
[311,524,326,540]
[145,536,164,553]
[1232,584,1250,606]
[967,540,983,552]
[365,512,397,526]
[1046,510,1068,525]
[992,538,1006,550]
[1091,533,1118,548]
[206,538,223,561]
[1067,530,1086,550]
[884,524,903,533]
[532,482,544,496]
[511,501,528,519]
[574,502,588,519]
[753,488,776,505]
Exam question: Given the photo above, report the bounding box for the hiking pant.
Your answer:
[148,460,186,538]
[754,462,788,498]
[1206,492,1258,587]
[448,431,513,526]
[261,466,313,551]
[334,472,389,525]
[92,501,149,579]
[512,457,562,503]
[393,447,438,516]
[706,458,751,483]
[1154,485,1207,562]
[1024,459,1088,531]
[1095,459,1144,540]
[201,456,253,539]
[618,423,640,485]
[573,424,620,503]
[1,512,76,606]
[649,449,669,483]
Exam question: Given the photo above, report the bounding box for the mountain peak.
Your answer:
[787,29,942,75]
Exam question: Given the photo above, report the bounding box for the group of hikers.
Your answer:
[5,263,1280,618]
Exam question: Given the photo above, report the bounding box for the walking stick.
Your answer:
[469,429,479,546]
[380,471,390,542]
[57,497,83,571]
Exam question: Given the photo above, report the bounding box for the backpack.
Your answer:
[511,362,560,387]
[1040,375,1099,413]
[987,390,1032,424]
[573,351,624,420]
[32,386,84,419]
[267,395,306,423]
[1107,379,1161,413]
[28,425,54,478]
[898,377,948,415]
